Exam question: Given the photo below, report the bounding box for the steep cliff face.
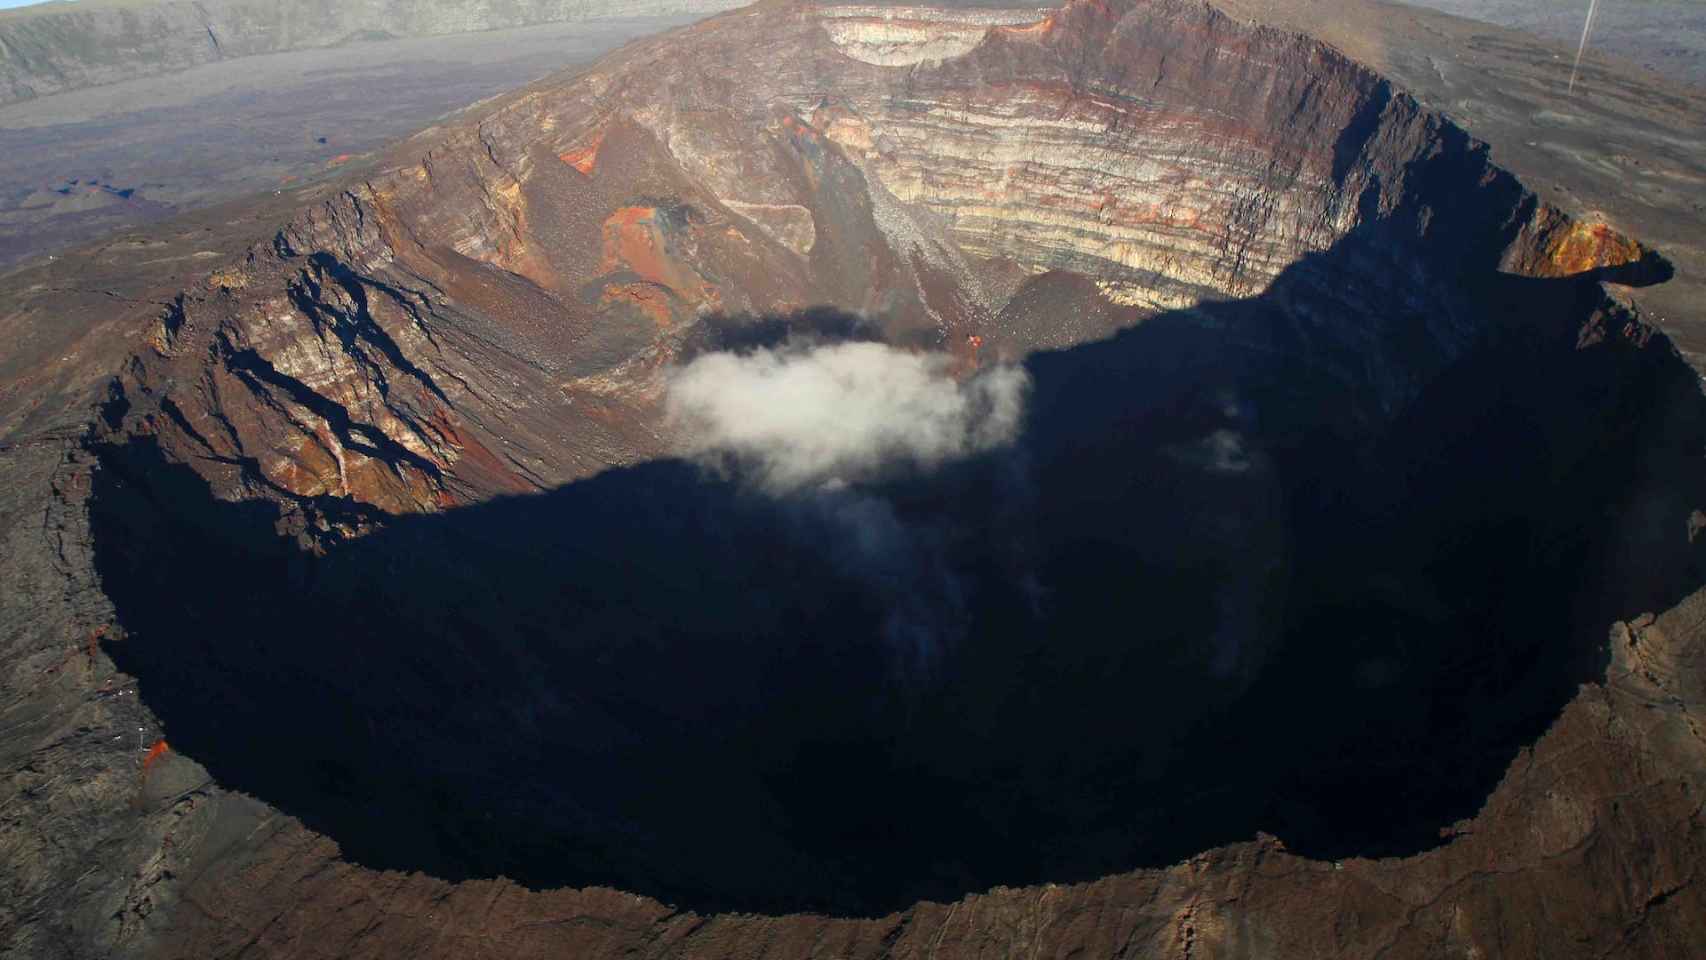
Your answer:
[3,0,1704,956]
[0,0,750,105]
[106,0,1656,518]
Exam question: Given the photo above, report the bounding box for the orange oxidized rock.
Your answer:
[141,739,170,776]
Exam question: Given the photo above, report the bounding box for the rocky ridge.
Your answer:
[92,0,1664,520]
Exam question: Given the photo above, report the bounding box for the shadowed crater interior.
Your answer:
[89,222,1706,916]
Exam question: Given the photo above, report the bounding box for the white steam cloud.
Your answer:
[665,341,1029,493]
[665,340,1032,671]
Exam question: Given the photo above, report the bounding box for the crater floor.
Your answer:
[91,233,1699,915]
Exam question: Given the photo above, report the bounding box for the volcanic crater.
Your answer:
[71,0,1706,924]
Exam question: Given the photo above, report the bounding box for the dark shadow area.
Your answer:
[1597,248,1676,287]
[679,304,888,359]
[90,220,1706,916]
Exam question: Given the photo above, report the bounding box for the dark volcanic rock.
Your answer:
[2,0,1705,957]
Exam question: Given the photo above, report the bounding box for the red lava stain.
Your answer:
[598,206,719,306]
[142,740,170,775]
[779,114,824,146]
[44,625,107,676]
[600,206,670,282]
[558,128,606,176]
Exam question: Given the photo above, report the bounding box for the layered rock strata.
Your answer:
[101,0,1660,522]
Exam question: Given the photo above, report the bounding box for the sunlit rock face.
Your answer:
[110,0,1650,521]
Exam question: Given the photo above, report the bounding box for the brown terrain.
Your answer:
[2,0,1705,958]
